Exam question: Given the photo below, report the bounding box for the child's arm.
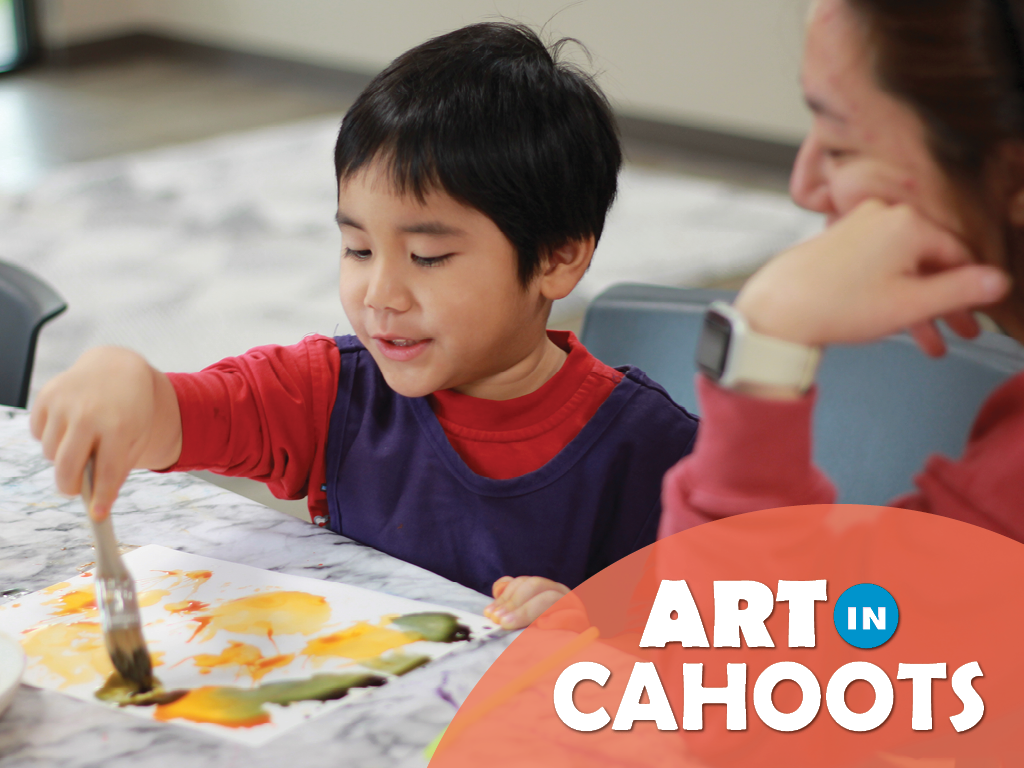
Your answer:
[30,347,182,521]
[484,576,570,630]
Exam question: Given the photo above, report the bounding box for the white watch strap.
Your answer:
[713,302,821,392]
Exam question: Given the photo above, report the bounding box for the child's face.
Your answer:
[336,164,551,399]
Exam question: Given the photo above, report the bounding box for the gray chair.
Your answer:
[580,283,1024,505]
[0,261,66,408]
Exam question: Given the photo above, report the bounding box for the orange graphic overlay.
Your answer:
[432,506,1024,767]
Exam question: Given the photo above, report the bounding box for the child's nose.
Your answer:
[363,256,413,313]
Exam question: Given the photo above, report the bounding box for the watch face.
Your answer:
[696,309,732,380]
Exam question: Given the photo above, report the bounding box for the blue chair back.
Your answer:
[0,261,66,408]
[580,283,1024,505]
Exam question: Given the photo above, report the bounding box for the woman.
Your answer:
[661,0,1024,538]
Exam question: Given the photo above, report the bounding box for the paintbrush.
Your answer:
[81,457,154,693]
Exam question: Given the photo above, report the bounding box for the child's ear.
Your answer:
[536,237,595,301]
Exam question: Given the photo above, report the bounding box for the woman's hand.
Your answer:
[735,199,1011,356]
[484,576,570,630]
[30,347,182,521]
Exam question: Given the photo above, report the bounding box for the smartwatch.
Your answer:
[696,301,821,392]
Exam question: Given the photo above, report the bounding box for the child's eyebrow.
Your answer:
[335,212,363,230]
[399,221,466,236]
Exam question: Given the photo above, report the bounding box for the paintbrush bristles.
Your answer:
[95,577,154,693]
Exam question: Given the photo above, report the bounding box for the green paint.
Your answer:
[362,653,431,676]
[392,612,471,643]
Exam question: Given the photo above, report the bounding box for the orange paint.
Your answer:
[191,641,295,683]
[302,620,418,663]
[164,600,209,615]
[43,587,96,617]
[150,569,213,595]
[187,591,331,644]
[154,686,270,729]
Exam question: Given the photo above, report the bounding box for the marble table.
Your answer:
[0,407,515,767]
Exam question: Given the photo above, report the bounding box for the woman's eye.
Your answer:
[412,253,454,267]
[344,247,372,260]
[825,148,853,161]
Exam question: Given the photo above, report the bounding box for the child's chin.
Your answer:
[377,368,438,399]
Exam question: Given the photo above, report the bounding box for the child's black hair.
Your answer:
[333,22,622,286]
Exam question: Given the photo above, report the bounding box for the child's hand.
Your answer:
[30,347,182,521]
[484,576,570,630]
[735,199,1010,356]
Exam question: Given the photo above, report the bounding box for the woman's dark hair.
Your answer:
[846,0,1024,180]
[333,22,622,286]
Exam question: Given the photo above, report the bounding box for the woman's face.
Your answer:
[791,0,994,255]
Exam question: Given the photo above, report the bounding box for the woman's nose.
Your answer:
[789,133,833,216]
[364,256,413,313]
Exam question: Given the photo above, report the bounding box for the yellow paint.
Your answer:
[188,591,331,643]
[191,641,295,683]
[302,621,418,663]
[21,622,111,689]
[155,686,270,729]
[138,589,170,608]
[43,587,96,617]
[42,582,71,594]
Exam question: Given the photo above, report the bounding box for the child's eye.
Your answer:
[412,253,454,267]
[344,247,372,260]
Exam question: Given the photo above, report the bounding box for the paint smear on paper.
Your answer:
[21,623,166,690]
[187,591,331,643]
[43,588,97,617]
[21,621,112,688]
[303,621,419,663]
[191,641,295,683]
[152,673,386,729]
[165,600,209,615]
[149,570,213,595]
[42,587,169,618]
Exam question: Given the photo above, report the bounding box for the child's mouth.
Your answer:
[374,337,431,362]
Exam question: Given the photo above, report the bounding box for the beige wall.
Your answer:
[38,0,812,143]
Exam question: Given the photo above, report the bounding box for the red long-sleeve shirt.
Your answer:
[660,372,1024,541]
[168,330,622,524]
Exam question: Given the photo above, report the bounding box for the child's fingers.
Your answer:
[494,576,565,610]
[89,446,131,522]
[492,575,514,599]
[28,397,49,441]
[52,424,95,497]
[493,589,568,630]
[38,411,68,464]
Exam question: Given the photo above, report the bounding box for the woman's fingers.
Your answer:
[942,310,982,340]
[900,265,1009,325]
[907,321,947,358]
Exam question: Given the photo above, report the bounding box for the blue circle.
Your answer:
[833,584,899,649]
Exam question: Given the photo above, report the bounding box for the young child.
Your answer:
[30,22,698,629]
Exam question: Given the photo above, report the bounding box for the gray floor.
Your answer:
[0,45,793,518]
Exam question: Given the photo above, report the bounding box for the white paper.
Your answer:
[0,545,497,745]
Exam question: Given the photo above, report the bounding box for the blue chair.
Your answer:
[580,283,1024,505]
[0,261,67,408]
